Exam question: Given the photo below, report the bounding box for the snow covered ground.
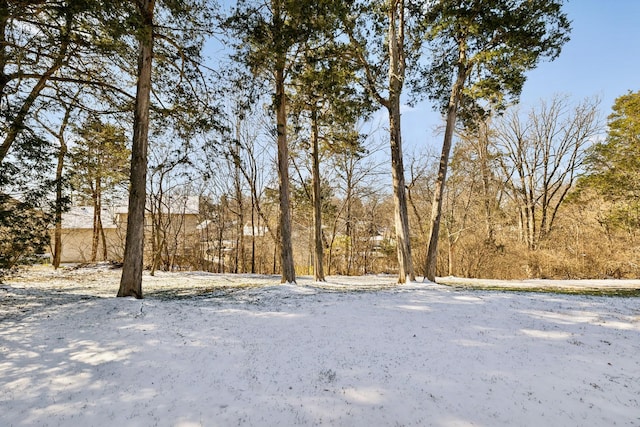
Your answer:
[1,265,639,426]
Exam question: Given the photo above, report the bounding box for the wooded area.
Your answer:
[1,0,638,297]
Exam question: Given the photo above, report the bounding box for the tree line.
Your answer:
[1,1,637,297]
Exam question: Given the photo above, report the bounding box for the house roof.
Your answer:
[196,220,269,237]
[160,195,199,215]
[61,206,119,229]
[115,195,200,215]
[61,196,200,230]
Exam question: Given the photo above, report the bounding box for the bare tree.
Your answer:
[495,96,601,250]
[325,136,387,275]
[224,102,279,273]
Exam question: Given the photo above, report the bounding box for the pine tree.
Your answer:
[343,0,428,283]
[117,0,217,298]
[579,90,640,230]
[421,0,570,281]
[225,0,349,284]
[70,117,129,261]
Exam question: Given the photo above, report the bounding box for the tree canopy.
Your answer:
[6,1,640,283]
[578,90,640,230]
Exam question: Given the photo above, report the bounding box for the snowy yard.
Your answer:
[1,266,639,426]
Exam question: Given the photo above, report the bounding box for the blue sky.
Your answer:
[520,0,640,108]
[212,2,640,155]
[399,0,640,153]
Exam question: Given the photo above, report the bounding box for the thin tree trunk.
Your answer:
[387,0,414,283]
[150,199,164,276]
[96,184,107,261]
[425,56,467,282]
[250,194,256,274]
[275,64,296,284]
[91,184,99,262]
[477,122,495,243]
[234,116,245,273]
[0,0,9,99]
[53,172,65,268]
[217,199,225,273]
[118,0,155,299]
[447,237,454,276]
[527,203,536,250]
[311,109,325,281]
[40,86,77,268]
[53,138,67,269]
[345,183,353,275]
[99,214,107,260]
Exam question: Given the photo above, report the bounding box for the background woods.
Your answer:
[1,0,639,288]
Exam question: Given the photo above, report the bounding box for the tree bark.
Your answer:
[98,197,107,261]
[250,199,256,274]
[91,178,102,262]
[311,108,325,281]
[477,121,495,243]
[118,0,155,298]
[53,138,67,269]
[233,115,245,273]
[96,185,107,261]
[0,0,8,98]
[275,64,296,283]
[388,101,414,283]
[425,56,467,282]
[387,0,414,283]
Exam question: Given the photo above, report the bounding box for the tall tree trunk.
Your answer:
[310,108,325,281]
[387,0,414,283]
[91,184,99,262]
[425,57,467,282]
[53,138,67,269]
[217,198,226,273]
[42,86,77,269]
[0,0,9,99]
[250,193,256,274]
[149,196,159,276]
[234,116,245,273]
[96,184,106,261]
[99,212,107,260]
[477,121,495,243]
[275,65,296,283]
[345,181,353,275]
[118,0,155,299]
[447,237,455,276]
[527,203,536,250]
[388,101,414,283]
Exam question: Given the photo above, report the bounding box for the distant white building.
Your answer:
[50,196,202,264]
[52,206,124,263]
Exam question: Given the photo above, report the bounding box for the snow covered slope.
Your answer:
[1,267,638,426]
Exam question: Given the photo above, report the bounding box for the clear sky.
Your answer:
[520,0,640,108]
[400,0,640,153]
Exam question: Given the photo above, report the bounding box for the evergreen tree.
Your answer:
[421,0,571,281]
[344,0,427,283]
[117,0,218,298]
[579,90,640,230]
[289,36,370,281]
[0,132,54,275]
[70,117,129,262]
[0,0,134,164]
[225,0,348,284]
